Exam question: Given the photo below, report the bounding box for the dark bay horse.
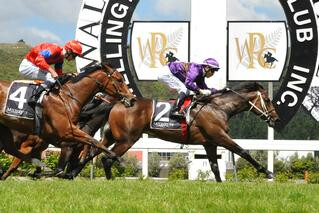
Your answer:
[69,83,280,181]
[0,64,134,164]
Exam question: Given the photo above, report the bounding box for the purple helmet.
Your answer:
[203,58,220,70]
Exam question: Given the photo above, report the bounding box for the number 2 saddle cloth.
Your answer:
[4,80,42,119]
[150,98,192,136]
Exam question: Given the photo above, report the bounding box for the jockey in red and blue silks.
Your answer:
[158,57,220,117]
[19,40,82,105]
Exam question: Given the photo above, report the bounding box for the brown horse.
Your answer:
[0,94,114,180]
[69,83,280,181]
[0,63,134,164]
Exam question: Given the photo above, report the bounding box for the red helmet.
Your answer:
[64,40,82,56]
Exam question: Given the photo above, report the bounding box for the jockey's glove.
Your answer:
[199,89,212,96]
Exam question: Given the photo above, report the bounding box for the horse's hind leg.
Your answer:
[215,133,273,179]
[62,126,117,160]
[203,144,222,182]
[1,138,44,180]
[67,134,116,179]
[0,124,32,161]
[55,146,75,178]
[1,157,23,180]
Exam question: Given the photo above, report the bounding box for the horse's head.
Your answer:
[242,83,280,127]
[100,64,135,107]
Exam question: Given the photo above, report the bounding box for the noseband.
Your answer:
[247,91,275,122]
[229,89,275,123]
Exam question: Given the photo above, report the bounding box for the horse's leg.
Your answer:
[1,141,34,180]
[215,132,273,179]
[68,134,116,179]
[203,144,222,182]
[55,146,75,177]
[101,139,137,180]
[1,157,23,180]
[63,146,85,179]
[62,126,118,160]
[78,145,90,164]
[0,142,3,176]
[0,124,33,161]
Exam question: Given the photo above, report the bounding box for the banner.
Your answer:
[131,21,190,80]
[228,21,287,81]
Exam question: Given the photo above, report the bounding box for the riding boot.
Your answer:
[170,92,186,117]
[28,85,46,108]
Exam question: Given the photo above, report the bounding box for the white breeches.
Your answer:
[19,59,55,88]
[157,67,188,94]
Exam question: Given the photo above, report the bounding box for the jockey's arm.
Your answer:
[196,78,218,94]
[47,67,58,79]
[34,51,58,78]
[185,64,200,93]
[55,62,63,76]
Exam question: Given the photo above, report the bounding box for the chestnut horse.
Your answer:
[0,64,134,164]
[68,83,280,181]
[0,96,114,180]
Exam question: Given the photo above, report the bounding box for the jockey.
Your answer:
[158,57,220,117]
[19,40,82,105]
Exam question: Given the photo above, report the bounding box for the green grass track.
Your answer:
[0,179,318,213]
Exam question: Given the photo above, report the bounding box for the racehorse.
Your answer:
[68,82,280,181]
[0,63,134,165]
[0,92,117,180]
[0,96,114,180]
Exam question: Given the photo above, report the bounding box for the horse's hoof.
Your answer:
[267,172,274,179]
[63,173,74,180]
[28,172,41,179]
[56,170,65,178]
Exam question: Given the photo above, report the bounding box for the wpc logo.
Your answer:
[136,32,178,68]
[228,21,287,81]
[235,32,280,69]
[131,21,190,80]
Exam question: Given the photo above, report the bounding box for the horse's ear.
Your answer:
[254,82,264,90]
[101,62,113,69]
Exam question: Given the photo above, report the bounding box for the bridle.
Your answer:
[58,68,131,107]
[228,89,275,123]
[247,91,275,122]
[103,68,133,107]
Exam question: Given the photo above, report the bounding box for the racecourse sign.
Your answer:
[273,0,318,130]
[75,0,141,96]
[75,0,319,130]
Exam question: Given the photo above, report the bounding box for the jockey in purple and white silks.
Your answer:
[158,57,220,117]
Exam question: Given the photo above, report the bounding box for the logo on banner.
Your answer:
[131,22,190,80]
[228,21,287,81]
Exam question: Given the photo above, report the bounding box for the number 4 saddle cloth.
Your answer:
[4,80,42,119]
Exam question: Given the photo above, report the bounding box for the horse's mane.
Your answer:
[71,64,103,83]
[235,82,264,92]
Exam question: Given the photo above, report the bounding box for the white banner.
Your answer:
[228,21,287,81]
[131,22,190,80]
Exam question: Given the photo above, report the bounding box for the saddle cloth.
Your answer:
[4,80,42,119]
[150,98,192,131]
